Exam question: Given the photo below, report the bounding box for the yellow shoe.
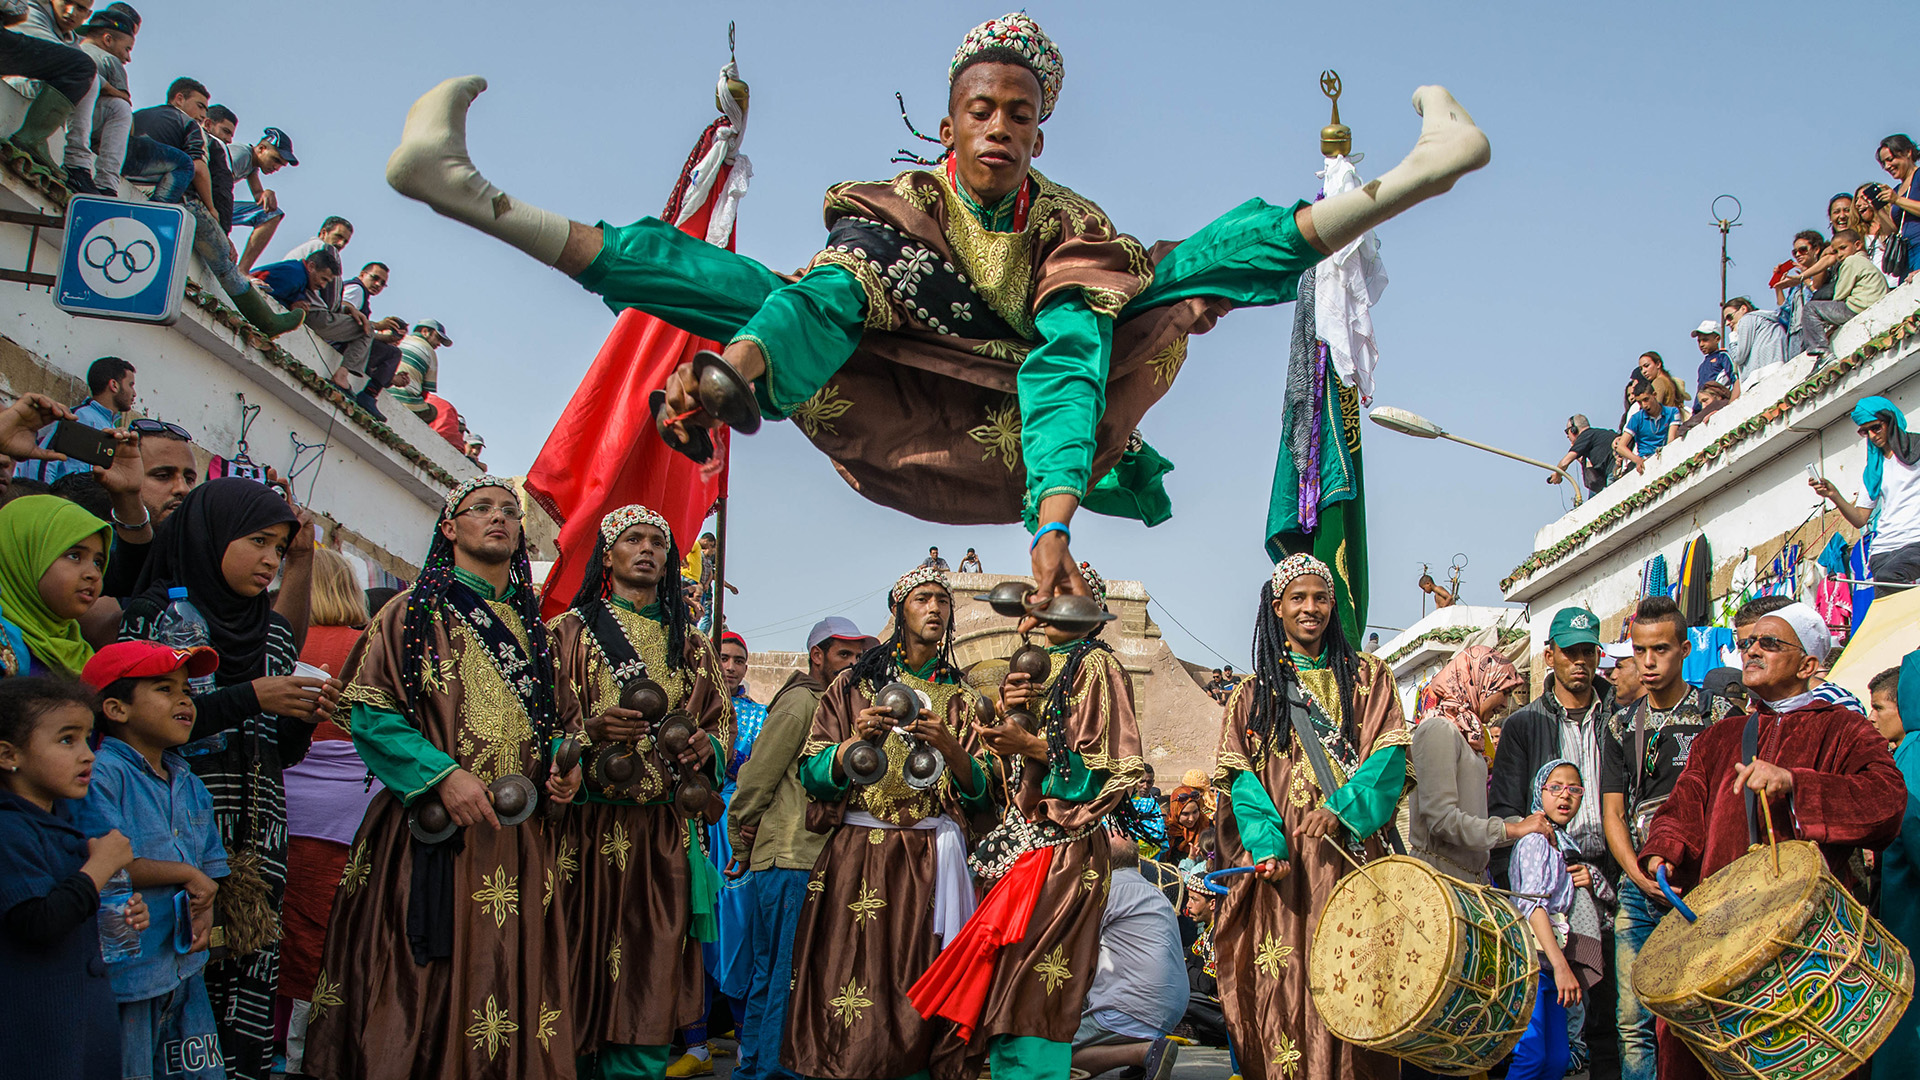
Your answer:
[665,1051,715,1078]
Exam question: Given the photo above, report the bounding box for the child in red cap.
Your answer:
[73,641,231,1080]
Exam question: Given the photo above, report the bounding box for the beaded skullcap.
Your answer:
[599,504,673,547]
[951,12,1064,122]
[891,564,952,606]
[1271,553,1335,596]
[442,474,516,519]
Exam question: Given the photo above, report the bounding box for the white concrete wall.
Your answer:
[0,82,476,571]
[1504,286,1920,660]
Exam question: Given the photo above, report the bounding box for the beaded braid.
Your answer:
[566,529,692,671]
[1038,636,1112,780]
[400,526,561,740]
[1246,580,1360,768]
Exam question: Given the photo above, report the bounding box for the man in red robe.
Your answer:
[1640,600,1903,1080]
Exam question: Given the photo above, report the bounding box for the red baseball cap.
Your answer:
[81,641,219,690]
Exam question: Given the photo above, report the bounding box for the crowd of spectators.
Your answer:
[0,2,485,450]
[1549,132,1919,506]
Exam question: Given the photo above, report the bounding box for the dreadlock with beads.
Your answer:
[565,504,693,672]
[1244,555,1362,769]
[399,477,558,740]
[848,565,962,690]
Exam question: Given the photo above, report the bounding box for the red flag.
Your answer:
[526,155,736,620]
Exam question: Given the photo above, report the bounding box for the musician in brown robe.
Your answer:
[1211,554,1411,1080]
[909,561,1146,1080]
[785,565,998,1080]
[304,476,583,1080]
[548,504,732,1079]
[1641,601,1903,1080]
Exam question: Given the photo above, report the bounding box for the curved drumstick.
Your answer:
[1202,865,1259,895]
[1656,865,1699,924]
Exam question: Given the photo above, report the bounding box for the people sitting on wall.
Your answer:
[388,319,449,418]
[0,0,97,181]
[1802,229,1891,356]
[1812,396,1920,584]
[74,5,136,195]
[1722,296,1789,385]
[1613,380,1684,475]
[1619,351,1686,427]
[225,125,297,271]
[336,262,411,418]
[1689,322,1735,408]
[1674,381,1732,438]
[1871,134,1920,285]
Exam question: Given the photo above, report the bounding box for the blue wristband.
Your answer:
[1030,522,1070,550]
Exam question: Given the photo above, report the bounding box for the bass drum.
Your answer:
[1308,855,1537,1076]
[1633,840,1912,1080]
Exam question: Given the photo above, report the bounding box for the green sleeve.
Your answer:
[800,745,850,802]
[1018,292,1113,525]
[953,756,996,816]
[1040,750,1107,803]
[1230,768,1289,863]
[731,265,867,417]
[1324,746,1407,839]
[351,702,459,805]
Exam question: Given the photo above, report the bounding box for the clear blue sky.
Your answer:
[135,1,1919,661]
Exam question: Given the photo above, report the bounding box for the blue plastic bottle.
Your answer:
[97,869,141,962]
[151,587,214,695]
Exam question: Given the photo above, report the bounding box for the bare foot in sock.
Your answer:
[386,76,572,266]
[1398,86,1491,198]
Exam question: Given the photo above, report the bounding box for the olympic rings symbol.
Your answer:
[83,233,156,284]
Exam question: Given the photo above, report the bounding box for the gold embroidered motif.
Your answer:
[892,172,940,212]
[1271,1033,1302,1078]
[554,837,579,884]
[807,876,824,895]
[1083,287,1129,318]
[308,970,343,1022]
[829,979,874,1027]
[808,250,897,332]
[600,821,632,872]
[1255,933,1294,978]
[338,683,397,712]
[1080,866,1101,893]
[968,398,1022,471]
[791,385,856,438]
[1148,337,1189,386]
[466,995,518,1061]
[867,828,885,845]
[542,869,555,913]
[472,866,520,928]
[607,939,623,982]
[1033,944,1074,994]
[338,841,369,896]
[848,882,887,927]
[972,338,1030,363]
[934,174,1036,338]
[450,607,537,783]
[535,1001,563,1052]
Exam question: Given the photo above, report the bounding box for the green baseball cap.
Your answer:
[1548,607,1603,649]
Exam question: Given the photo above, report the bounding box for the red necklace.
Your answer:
[947,155,1030,231]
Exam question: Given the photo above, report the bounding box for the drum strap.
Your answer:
[1630,697,1651,806]
[1742,711,1761,847]
[1283,680,1408,856]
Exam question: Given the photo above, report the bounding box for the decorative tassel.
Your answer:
[890,92,949,166]
[216,849,283,957]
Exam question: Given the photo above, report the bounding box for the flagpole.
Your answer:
[712,496,729,634]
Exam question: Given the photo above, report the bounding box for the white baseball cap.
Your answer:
[1691,320,1722,338]
[806,617,876,651]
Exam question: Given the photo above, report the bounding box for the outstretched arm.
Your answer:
[1016,292,1112,613]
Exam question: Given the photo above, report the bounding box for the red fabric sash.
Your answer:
[945,155,1030,231]
[905,846,1049,1041]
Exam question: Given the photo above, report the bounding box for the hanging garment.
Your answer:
[1678,536,1713,627]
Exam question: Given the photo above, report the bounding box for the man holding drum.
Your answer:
[1640,600,1904,1080]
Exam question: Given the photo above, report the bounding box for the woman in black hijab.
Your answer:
[119,478,340,1080]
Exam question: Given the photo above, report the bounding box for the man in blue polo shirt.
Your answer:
[1613,381,1683,475]
[17,355,134,483]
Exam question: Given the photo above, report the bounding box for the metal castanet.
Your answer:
[650,388,715,464]
[974,581,1036,618]
[655,712,698,756]
[619,677,670,723]
[691,349,761,433]
[675,774,715,818]
[1024,592,1115,635]
[999,643,1051,733]
[489,774,539,827]
[408,795,457,844]
[847,682,921,788]
[544,735,584,822]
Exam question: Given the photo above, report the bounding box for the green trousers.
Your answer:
[582,1043,671,1080]
[989,1034,1073,1079]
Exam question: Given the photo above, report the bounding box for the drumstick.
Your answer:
[1759,791,1779,876]
[1319,835,1433,946]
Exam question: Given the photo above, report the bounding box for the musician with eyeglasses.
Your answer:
[1637,599,1904,1080]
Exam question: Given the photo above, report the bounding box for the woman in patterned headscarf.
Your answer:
[1408,645,1549,883]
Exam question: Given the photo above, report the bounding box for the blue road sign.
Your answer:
[54,196,195,325]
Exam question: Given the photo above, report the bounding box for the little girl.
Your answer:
[0,677,150,1080]
[1506,759,1591,1080]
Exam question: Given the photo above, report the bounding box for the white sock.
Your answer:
[687,1044,711,1062]
[385,76,571,266]
[1308,85,1490,253]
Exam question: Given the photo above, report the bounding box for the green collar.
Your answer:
[1289,648,1329,671]
[453,566,515,603]
[608,594,664,622]
[1046,640,1086,655]
[953,176,1022,232]
[899,650,945,681]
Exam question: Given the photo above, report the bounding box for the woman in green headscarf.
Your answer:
[0,494,111,676]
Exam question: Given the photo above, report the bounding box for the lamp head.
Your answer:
[1368,406,1444,439]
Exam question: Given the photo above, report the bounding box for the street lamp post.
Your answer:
[1369,406,1585,505]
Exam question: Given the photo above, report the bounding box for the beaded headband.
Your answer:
[442,474,516,519]
[951,12,1064,123]
[599,504,673,547]
[1271,553,1335,596]
[891,564,952,606]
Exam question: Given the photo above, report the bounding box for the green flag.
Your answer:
[1265,365,1369,644]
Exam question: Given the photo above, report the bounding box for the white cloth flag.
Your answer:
[1313,154,1389,403]
[676,61,753,248]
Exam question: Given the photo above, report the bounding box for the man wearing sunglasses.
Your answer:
[100,419,199,600]
[1811,396,1920,584]
[1639,600,1903,1080]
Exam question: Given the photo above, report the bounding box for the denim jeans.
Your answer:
[183,199,248,294]
[736,867,807,1080]
[122,135,194,204]
[1616,879,1661,1080]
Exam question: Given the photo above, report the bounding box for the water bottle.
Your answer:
[97,869,141,962]
[152,587,214,695]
